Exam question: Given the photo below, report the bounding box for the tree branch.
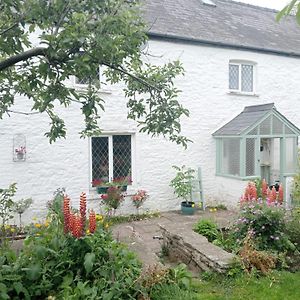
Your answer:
[0,47,47,71]
[102,62,160,91]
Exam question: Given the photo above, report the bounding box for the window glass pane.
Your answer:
[286,137,296,173]
[222,138,240,176]
[241,64,253,92]
[75,67,100,85]
[229,64,239,90]
[272,116,283,134]
[113,135,132,182]
[260,116,271,135]
[246,138,256,176]
[92,137,109,183]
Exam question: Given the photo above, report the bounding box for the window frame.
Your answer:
[89,134,135,188]
[229,61,256,95]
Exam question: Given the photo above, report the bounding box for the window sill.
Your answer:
[227,91,259,97]
[74,85,112,95]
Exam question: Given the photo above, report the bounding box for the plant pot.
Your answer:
[97,186,109,194]
[181,201,195,215]
[120,185,127,192]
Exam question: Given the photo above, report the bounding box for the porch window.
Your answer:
[91,135,132,185]
[229,61,255,93]
[213,103,300,182]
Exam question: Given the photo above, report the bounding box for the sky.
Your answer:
[234,0,289,10]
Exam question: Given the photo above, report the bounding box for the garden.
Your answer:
[1,172,300,299]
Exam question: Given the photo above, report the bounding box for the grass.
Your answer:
[151,271,300,300]
[107,211,160,226]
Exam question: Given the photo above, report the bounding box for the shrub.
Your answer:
[239,232,277,275]
[285,209,300,251]
[232,202,294,252]
[193,219,219,242]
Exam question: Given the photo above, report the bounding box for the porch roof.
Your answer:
[212,103,300,136]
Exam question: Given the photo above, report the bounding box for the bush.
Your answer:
[0,220,142,299]
[231,202,295,252]
[193,219,219,242]
[285,209,300,251]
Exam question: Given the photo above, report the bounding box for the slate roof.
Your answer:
[213,103,274,136]
[143,0,300,57]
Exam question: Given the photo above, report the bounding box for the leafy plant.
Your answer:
[232,202,294,252]
[101,186,125,212]
[170,165,195,204]
[0,183,17,238]
[193,218,220,242]
[13,198,33,227]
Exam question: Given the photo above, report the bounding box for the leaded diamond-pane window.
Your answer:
[246,138,256,176]
[241,65,253,92]
[75,67,101,86]
[222,138,240,176]
[229,62,255,93]
[92,135,132,185]
[229,64,239,90]
[113,135,132,180]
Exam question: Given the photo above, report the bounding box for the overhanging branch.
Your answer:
[0,47,47,71]
[102,62,160,92]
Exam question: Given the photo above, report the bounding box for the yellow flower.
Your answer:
[44,222,49,227]
[213,208,217,212]
[4,224,10,230]
[209,208,214,212]
[199,203,202,208]
[36,233,40,236]
[86,229,90,234]
[34,223,42,228]
[105,223,109,229]
[10,228,15,232]
[96,214,103,221]
[191,204,195,208]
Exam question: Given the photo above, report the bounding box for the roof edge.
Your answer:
[148,32,300,58]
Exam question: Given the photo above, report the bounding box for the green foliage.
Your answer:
[47,187,65,222]
[193,219,219,242]
[170,165,195,202]
[0,221,143,299]
[0,0,190,147]
[13,198,33,227]
[231,203,295,253]
[292,173,300,207]
[285,209,300,251]
[107,211,160,225]
[0,183,17,231]
[277,0,300,24]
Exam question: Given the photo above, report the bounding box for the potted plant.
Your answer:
[100,186,125,215]
[93,176,132,194]
[131,190,149,213]
[170,165,196,215]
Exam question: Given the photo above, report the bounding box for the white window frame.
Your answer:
[229,60,256,95]
[89,134,135,187]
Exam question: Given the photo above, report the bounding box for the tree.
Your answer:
[0,0,190,147]
[276,0,300,23]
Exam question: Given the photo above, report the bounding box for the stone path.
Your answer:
[112,210,237,268]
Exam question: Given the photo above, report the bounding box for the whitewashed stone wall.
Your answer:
[1,38,300,223]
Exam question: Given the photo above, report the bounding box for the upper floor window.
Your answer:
[75,66,101,87]
[229,61,255,94]
[91,135,132,186]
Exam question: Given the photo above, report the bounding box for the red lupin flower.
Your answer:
[63,196,70,234]
[80,192,87,232]
[278,184,284,204]
[89,210,96,234]
[72,214,83,238]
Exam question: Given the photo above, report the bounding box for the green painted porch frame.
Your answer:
[214,107,300,181]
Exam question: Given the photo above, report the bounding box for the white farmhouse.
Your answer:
[1,0,300,221]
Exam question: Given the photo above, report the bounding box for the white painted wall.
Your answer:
[1,38,300,223]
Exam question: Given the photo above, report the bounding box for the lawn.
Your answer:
[152,271,300,300]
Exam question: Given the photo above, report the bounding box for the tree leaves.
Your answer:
[0,0,190,147]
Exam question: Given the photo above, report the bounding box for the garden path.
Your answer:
[112,209,237,268]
